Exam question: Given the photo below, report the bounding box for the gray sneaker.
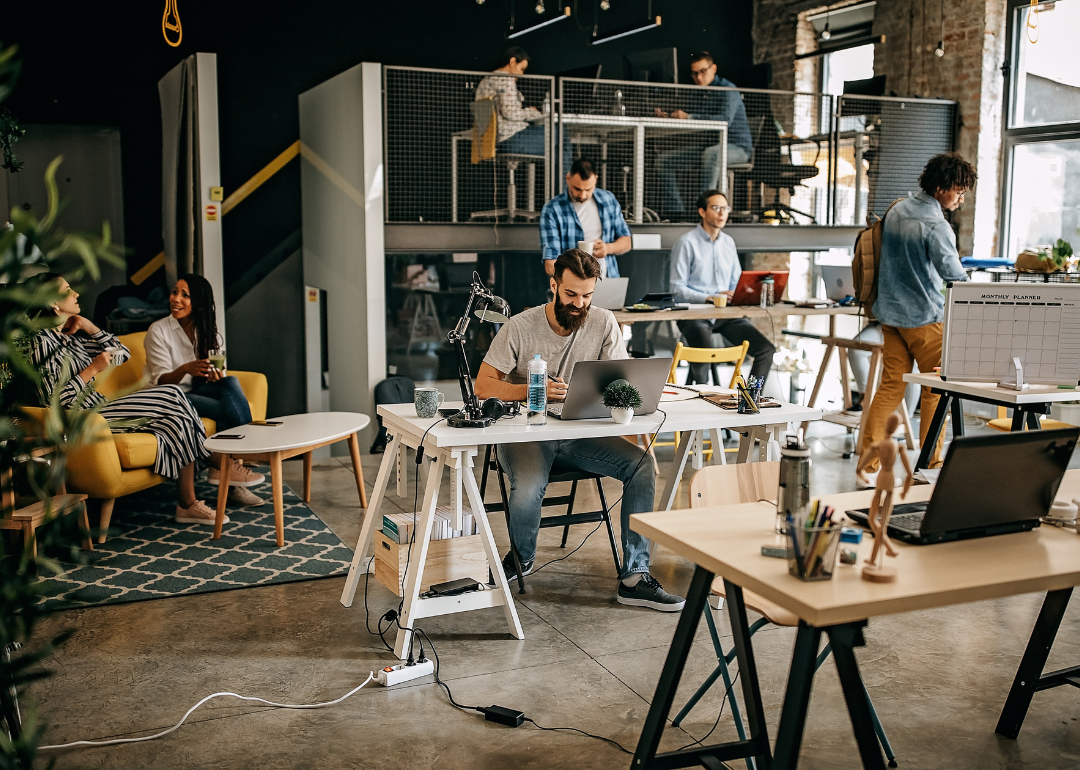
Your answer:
[617,574,685,612]
[228,487,264,507]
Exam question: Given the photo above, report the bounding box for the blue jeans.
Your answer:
[659,143,752,214]
[185,376,252,432]
[498,124,573,177]
[496,436,654,579]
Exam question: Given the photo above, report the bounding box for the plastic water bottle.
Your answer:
[527,354,547,426]
[776,433,811,535]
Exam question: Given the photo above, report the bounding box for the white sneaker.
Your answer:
[228,487,264,507]
[855,471,904,490]
[209,459,265,487]
[175,499,229,525]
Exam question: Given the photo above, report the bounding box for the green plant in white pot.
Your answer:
[603,381,642,424]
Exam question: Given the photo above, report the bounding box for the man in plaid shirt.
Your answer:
[539,158,632,278]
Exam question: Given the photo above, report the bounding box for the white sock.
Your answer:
[622,573,643,587]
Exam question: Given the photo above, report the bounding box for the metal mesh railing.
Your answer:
[833,96,956,226]
[558,79,831,224]
[381,66,956,227]
[384,66,555,223]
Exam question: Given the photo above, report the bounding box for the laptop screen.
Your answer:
[922,428,1078,535]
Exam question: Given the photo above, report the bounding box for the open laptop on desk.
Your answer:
[548,358,671,420]
[820,265,855,302]
[591,277,629,310]
[846,427,1079,544]
[731,271,790,306]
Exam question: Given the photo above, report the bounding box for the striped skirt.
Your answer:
[99,385,210,479]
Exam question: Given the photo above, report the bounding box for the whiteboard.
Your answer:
[941,282,1080,385]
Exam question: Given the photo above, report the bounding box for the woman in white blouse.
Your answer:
[144,274,264,506]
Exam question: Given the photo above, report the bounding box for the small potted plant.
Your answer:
[603,381,642,424]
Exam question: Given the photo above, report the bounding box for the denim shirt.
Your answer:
[872,191,967,328]
[669,225,741,304]
[685,76,753,156]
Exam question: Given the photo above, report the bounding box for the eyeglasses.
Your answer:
[707,204,732,213]
[690,66,712,76]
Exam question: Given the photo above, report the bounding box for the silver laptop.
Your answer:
[591,277,630,310]
[821,265,855,302]
[548,358,672,420]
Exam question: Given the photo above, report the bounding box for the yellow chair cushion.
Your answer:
[111,432,158,470]
[988,417,1073,433]
[201,417,217,434]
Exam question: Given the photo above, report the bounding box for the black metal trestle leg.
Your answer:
[915,395,951,470]
[772,622,823,770]
[828,622,886,770]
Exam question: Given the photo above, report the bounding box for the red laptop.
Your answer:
[730,271,789,306]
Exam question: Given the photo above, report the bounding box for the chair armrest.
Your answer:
[231,371,268,422]
[21,407,128,499]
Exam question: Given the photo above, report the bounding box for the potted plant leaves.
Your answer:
[603,381,642,424]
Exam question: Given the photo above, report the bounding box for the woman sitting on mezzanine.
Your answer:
[27,273,223,526]
[144,273,265,507]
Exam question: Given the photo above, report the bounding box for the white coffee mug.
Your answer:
[576,240,595,255]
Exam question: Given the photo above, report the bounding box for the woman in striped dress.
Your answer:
[27,274,226,526]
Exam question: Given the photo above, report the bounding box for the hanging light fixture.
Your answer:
[600,0,610,9]
[535,0,545,13]
[508,4,572,38]
[591,0,659,45]
[820,9,832,41]
[934,0,945,56]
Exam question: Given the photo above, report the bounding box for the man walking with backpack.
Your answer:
[856,152,976,484]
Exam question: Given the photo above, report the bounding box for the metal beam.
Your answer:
[384,223,862,254]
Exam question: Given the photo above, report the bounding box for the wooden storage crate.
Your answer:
[373,530,489,597]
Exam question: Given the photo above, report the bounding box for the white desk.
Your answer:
[339,398,821,658]
[903,372,1080,469]
[559,114,727,223]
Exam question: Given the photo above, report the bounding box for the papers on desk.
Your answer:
[914,468,940,484]
[660,384,737,402]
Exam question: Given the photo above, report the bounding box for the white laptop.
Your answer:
[820,265,855,302]
[591,277,630,310]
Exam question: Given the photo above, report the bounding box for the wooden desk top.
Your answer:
[903,372,1080,405]
[612,304,861,325]
[631,470,1080,628]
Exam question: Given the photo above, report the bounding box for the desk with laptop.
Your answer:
[630,426,1080,769]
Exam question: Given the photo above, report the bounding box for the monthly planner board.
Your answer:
[941,282,1080,385]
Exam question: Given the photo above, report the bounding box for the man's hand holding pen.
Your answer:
[547,373,568,402]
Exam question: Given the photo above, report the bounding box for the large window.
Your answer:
[820,44,875,97]
[1002,0,1080,259]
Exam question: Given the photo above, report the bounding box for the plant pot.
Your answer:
[610,407,634,424]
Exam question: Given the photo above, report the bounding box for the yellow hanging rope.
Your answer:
[1026,0,1039,44]
[163,0,182,47]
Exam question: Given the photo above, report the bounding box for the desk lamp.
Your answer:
[446,272,511,428]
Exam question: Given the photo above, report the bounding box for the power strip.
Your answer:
[377,660,435,687]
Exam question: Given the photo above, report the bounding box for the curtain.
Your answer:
[159,56,202,285]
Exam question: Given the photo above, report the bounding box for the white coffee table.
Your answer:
[205,412,371,546]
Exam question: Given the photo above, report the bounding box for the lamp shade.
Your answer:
[475,296,511,323]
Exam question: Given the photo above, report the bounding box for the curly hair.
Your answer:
[176,273,221,360]
[918,152,977,195]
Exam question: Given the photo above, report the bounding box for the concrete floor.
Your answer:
[27,418,1080,769]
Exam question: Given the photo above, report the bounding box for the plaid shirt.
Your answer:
[539,188,632,278]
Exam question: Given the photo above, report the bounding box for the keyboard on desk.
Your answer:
[847,502,927,536]
[547,404,564,418]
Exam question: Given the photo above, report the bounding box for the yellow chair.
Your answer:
[24,331,270,543]
[987,406,1071,433]
[664,341,749,463]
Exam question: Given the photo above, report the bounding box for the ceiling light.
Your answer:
[535,0,545,13]
[600,0,610,9]
[935,40,945,56]
[820,23,832,41]
[591,15,660,45]
[508,5,571,38]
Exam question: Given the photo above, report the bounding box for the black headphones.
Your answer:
[480,397,520,421]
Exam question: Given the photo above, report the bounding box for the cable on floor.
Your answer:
[39,674,376,751]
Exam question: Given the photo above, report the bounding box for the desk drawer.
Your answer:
[373,530,489,597]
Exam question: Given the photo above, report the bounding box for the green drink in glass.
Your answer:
[209,349,226,372]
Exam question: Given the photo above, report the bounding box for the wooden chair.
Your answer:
[663,341,749,466]
[673,462,898,769]
[988,406,1071,433]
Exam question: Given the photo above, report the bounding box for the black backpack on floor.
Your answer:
[370,376,415,453]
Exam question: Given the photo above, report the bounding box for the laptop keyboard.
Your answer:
[547,404,563,417]
[888,511,925,533]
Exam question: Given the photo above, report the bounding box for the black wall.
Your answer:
[5,1,752,298]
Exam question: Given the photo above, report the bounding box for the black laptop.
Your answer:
[846,428,1078,545]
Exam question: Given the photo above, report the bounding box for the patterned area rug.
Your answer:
[36,478,353,612]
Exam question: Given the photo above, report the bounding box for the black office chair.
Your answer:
[479,445,622,594]
[733,95,820,224]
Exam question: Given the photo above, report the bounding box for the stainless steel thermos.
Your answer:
[776,432,811,534]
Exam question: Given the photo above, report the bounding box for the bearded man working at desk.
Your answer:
[474,249,685,612]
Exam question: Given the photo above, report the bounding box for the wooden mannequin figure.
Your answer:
[859,413,913,583]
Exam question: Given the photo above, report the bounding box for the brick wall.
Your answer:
[752,0,1007,255]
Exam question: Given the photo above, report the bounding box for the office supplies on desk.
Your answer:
[847,427,1079,544]
[787,500,840,580]
[546,358,670,420]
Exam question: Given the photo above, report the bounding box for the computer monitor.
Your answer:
[625,48,678,84]
[843,75,887,96]
[558,64,603,80]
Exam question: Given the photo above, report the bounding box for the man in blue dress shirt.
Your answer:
[670,189,775,385]
[656,52,753,219]
[539,158,632,279]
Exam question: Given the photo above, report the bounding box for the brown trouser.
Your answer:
[860,322,947,470]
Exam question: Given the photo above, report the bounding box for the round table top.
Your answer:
[203,412,370,454]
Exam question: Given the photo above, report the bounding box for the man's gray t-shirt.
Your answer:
[483,305,628,384]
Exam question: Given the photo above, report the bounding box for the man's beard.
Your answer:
[554,293,588,333]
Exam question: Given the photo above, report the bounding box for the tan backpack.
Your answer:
[851,199,904,320]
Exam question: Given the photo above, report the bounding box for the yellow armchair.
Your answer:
[96,332,268,432]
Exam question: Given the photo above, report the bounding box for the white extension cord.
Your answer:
[39,672,375,751]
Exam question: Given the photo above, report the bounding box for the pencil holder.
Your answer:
[787,525,841,581]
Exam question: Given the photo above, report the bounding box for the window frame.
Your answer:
[999,0,1080,257]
